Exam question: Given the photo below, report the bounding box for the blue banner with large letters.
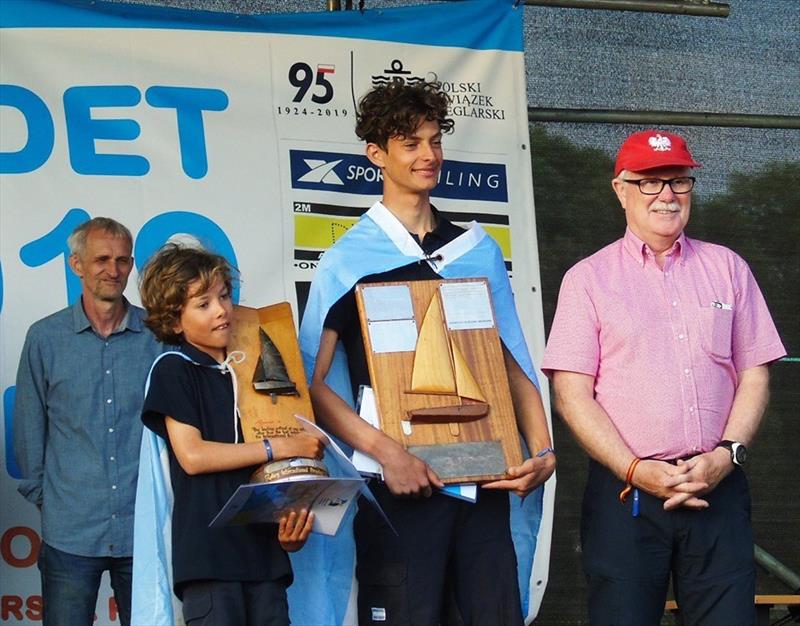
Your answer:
[0,1,553,624]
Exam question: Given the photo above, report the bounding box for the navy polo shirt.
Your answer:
[325,209,465,400]
[142,342,291,596]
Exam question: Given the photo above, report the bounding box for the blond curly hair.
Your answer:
[139,243,235,344]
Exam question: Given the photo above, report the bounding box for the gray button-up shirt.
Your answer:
[14,299,161,557]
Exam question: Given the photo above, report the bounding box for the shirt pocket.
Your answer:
[698,306,733,359]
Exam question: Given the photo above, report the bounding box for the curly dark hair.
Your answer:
[139,243,236,344]
[355,80,454,149]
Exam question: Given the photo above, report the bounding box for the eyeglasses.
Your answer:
[621,176,696,195]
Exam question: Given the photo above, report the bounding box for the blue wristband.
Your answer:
[263,439,274,463]
[536,446,555,458]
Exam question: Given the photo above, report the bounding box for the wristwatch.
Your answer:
[717,440,747,467]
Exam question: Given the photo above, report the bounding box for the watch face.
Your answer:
[733,443,748,465]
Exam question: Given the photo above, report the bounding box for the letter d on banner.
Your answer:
[0,84,55,173]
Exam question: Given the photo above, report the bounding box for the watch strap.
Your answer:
[717,440,745,466]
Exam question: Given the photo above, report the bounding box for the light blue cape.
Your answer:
[131,351,205,626]
[297,202,544,621]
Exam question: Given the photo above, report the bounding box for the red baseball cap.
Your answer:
[614,130,700,176]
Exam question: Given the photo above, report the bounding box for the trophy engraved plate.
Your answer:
[356,278,523,483]
[407,441,506,481]
[227,303,327,482]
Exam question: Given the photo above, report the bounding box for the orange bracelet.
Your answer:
[618,458,641,503]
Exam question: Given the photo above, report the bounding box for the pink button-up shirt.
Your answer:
[541,228,786,460]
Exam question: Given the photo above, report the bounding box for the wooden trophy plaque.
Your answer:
[227,303,326,482]
[355,278,523,484]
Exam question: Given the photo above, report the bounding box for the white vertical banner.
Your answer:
[0,1,552,623]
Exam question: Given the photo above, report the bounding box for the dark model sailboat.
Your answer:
[253,327,299,402]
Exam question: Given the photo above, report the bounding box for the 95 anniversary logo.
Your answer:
[277,61,350,118]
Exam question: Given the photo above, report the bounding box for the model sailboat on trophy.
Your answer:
[404,288,489,437]
[252,328,300,402]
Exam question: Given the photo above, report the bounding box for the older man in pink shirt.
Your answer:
[541,130,786,626]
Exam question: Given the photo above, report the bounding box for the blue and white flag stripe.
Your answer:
[1,0,523,51]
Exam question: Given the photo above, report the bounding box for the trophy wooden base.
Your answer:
[250,458,329,484]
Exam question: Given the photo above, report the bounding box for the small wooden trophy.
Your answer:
[355,278,523,484]
[227,303,327,483]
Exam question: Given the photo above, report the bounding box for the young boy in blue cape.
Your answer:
[132,245,325,625]
[299,80,556,626]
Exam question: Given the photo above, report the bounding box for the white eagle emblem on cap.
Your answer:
[648,134,672,152]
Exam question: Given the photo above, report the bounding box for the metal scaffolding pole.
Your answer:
[341,0,729,16]
[435,0,729,18]
[521,0,730,17]
[755,545,800,592]
[527,107,800,129]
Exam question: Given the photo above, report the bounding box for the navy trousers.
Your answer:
[582,461,756,626]
[354,484,523,626]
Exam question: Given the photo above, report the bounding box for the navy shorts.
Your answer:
[181,579,289,626]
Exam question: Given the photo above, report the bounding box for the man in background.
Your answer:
[14,217,161,626]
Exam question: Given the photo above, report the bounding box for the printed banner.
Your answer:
[0,0,553,623]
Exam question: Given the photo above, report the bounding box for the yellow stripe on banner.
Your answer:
[295,213,512,261]
[295,214,358,249]
[483,225,512,260]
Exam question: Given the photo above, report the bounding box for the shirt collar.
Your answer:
[71,297,141,334]
[411,205,461,248]
[623,227,686,267]
[179,341,224,367]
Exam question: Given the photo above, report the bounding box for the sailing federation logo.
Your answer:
[290,149,507,202]
[297,159,344,185]
[648,134,672,152]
